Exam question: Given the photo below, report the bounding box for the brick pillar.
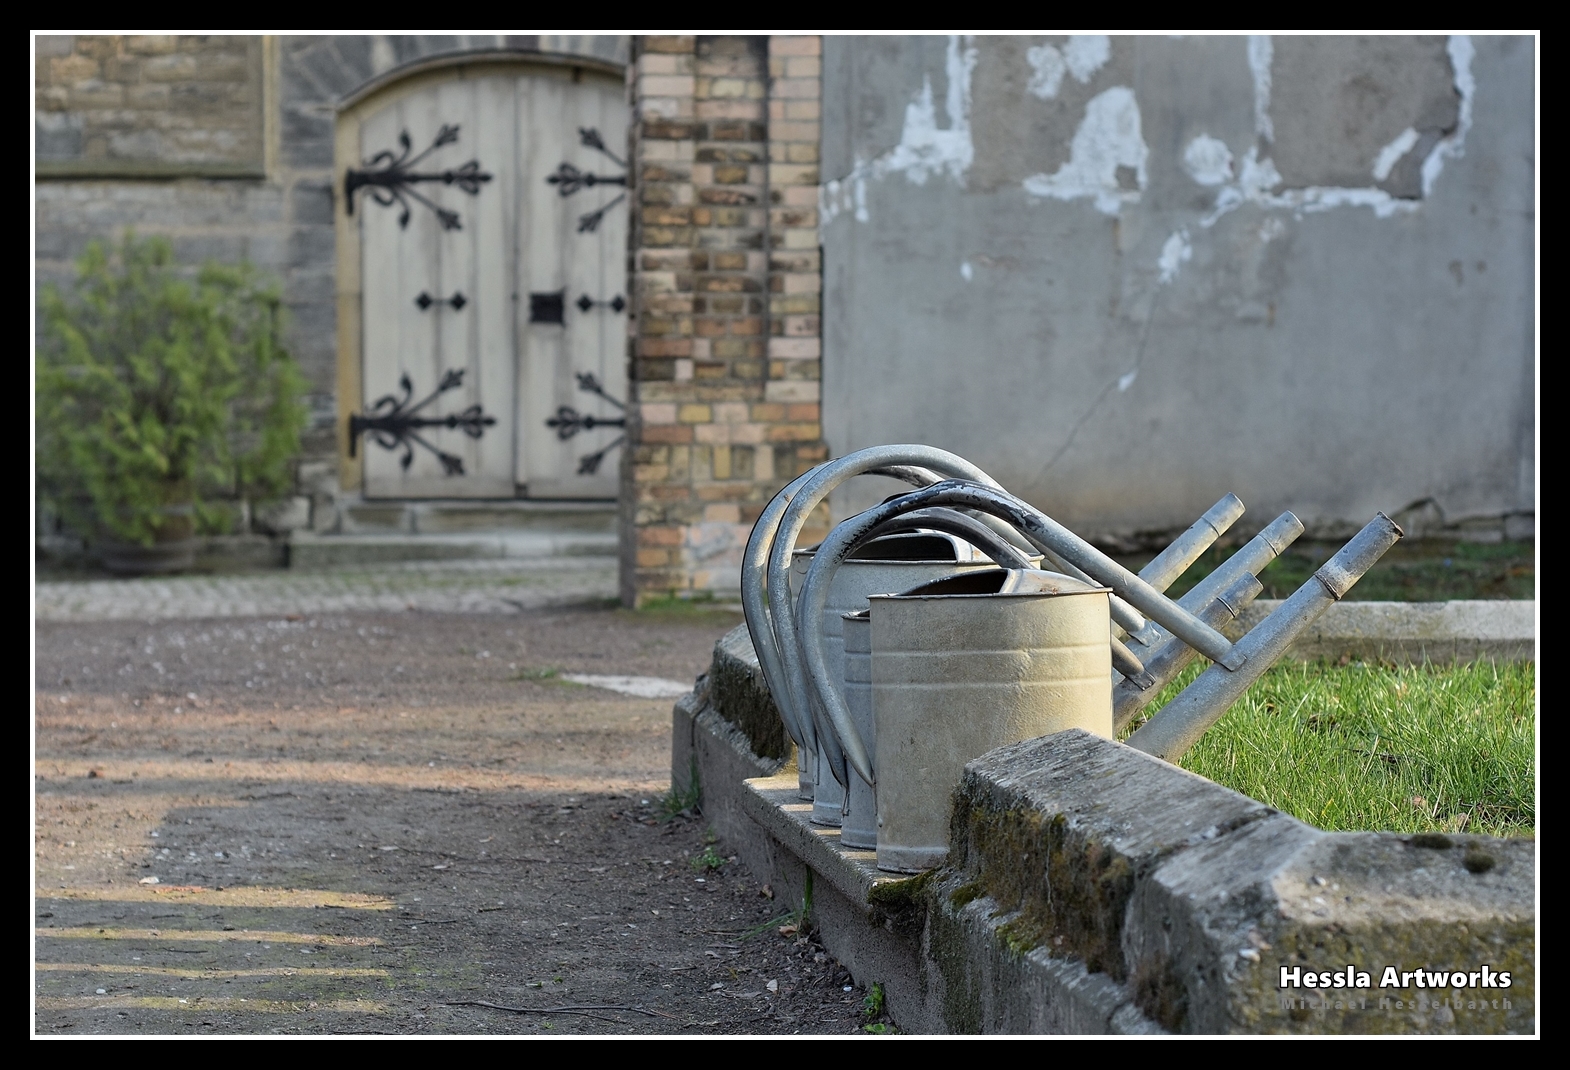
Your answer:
[622,35,825,606]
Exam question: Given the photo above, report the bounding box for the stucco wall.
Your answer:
[821,35,1535,541]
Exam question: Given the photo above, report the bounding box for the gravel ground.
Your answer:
[34,605,894,1036]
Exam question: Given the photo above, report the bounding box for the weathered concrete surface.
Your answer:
[681,623,1537,1034]
[957,732,1534,1034]
[1227,598,1535,663]
[822,35,1536,541]
[706,626,793,763]
[1124,812,1534,1034]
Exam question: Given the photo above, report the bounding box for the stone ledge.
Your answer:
[1227,599,1534,663]
[288,531,617,568]
[739,772,904,913]
[678,625,1537,1034]
[957,731,1534,1034]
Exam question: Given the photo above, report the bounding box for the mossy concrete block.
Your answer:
[1126,815,1535,1034]
[708,624,791,760]
[950,729,1275,981]
[670,690,787,861]
[925,870,1164,1034]
[680,652,1536,1034]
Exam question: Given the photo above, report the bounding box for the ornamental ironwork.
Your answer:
[349,368,496,476]
[415,291,467,311]
[575,293,626,314]
[345,124,493,232]
[529,291,566,324]
[546,371,627,475]
[547,127,628,234]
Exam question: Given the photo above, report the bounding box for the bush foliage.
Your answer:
[37,233,307,544]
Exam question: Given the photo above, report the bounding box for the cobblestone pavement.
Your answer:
[34,558,620,623]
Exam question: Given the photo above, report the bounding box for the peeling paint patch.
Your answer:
[1026,44,1067,100]
[1372,127,1421,182]
[822,35,978,224]
[1211,35,1474,223]
[1158,228,1192,284]
[1022,86,1148,215]
[1248,35,1274,142]
[1203,146,1423,223]
[1117,370,1138,392]
[1420,35,1475,196]
[1183,135,1234,187]
[1026,35,1109,100]
[1064,36,1112,83]
[960,260,974,282]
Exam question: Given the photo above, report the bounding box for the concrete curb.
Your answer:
[1227,599,1535,663]
[288,531,618,568]
[674,625,1537,1034]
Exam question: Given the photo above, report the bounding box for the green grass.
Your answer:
[1124,659,1536,838]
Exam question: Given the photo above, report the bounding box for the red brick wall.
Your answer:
[621,35,825,605]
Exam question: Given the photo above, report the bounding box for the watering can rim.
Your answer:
[869,567,1112,601]
[792,530,988,566]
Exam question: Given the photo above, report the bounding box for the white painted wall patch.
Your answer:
[1026,44,1067,99]
[1026,35,1110,100]
[1183,135,1235,186]
[1420,35,1475,197]
[1372,127,1421,181]
[822,35,977,224]
[1063,36,1111,83]
[1022,86,1148,215]
[1247,35,1274,143]
[1158,228,1192,284]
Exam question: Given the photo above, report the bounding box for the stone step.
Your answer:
[288,530,617,569]
[337,498,617,535]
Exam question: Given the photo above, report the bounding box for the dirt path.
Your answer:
[34,607,886,1035]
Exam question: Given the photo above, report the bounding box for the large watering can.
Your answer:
[870,567,1114,872]
[789,531,1002,828]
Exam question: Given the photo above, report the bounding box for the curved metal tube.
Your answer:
[797,486,1051,786]
[798,479,1250,786]
[796,507,1034,789]
[740,468,821,752]
[914,483,1246,668]
[864,508,1036,572]
[766,447,1004,782]
[739,452,994,757]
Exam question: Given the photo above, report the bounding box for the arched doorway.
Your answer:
[336,60,628,500]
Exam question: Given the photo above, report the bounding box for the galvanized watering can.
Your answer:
[869,568,1115,872]
[742,444,1402,872]
[788,531,1002,828]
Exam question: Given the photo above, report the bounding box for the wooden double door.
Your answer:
[354,67,628,499]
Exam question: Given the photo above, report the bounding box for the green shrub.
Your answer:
[37,233,307,545]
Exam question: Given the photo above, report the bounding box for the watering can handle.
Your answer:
[762,447,1007,785]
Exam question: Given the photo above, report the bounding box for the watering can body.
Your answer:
[791,532,996,825]
[840,611,876,848]
[869,569,1115,873]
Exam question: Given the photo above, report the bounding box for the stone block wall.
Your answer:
[35,35,266,177]
[35,35,632,536]
[622,35,827,604]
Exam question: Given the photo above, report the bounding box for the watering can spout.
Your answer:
[1125,513,1403,762]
